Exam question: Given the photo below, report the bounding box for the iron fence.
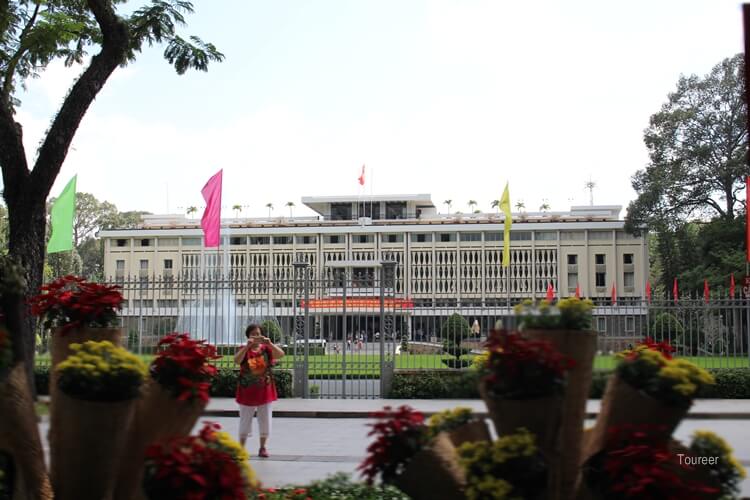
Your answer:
[34,274,750,398]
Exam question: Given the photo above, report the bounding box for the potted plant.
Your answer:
[427,407,490,448]
[115,333,220,500]
[514,297,596,500]
[143,422,257,500]
[457,428,547,500]
[359,405,465,500]
[689,430,747,499]
[52,340,147,500]
[586,338,714,457]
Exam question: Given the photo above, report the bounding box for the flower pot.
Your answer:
[51,392,135,500]
[446,420,491,448]
[115,380,206,500]
[392,432,465,500]
[50,326,123,368]
[523,328,597,500]
[583,374,689,463]
[0,363,53,500]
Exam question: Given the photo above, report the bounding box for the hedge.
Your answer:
[34,366,294,399]
[387,368,750,399]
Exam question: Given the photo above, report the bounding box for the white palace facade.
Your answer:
[100,194,648,319]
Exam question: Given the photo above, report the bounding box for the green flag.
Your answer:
[47,175,77,254]
[499,182,512,267]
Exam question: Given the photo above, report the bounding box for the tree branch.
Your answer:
[29,0,129,200]
[1,1,41,104]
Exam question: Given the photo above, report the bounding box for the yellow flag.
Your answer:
[499,182,512,267]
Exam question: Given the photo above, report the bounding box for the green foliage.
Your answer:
[515,298,594,331]
[250,473,409,500]
[440,313,471,339]
[440,313,472,368]
[208,368,292,398]
[260,319,283,344]
[689,430,747,498]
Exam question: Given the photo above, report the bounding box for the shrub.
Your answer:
[260,319,283,344]
[209,368,293,398]
[440,313,472,369]
[251,473,409,499]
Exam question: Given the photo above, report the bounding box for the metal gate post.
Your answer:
[292,260,310,398]
[380,260,397,397]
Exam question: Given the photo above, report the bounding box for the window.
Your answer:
[535,231,557,241]
[325,235,342,244]
[382,234,404,243]
[116,260,125,270]
[330,203,352,221]
[296,235,317,244]
[249,237,270,245]
[510,232,532,241]
[595,254,605,265]
[163,259,173,270]
[561,231,585,241]
[623,253,634,265]
[353,234,374,244]
[140,238,152,247]
[273,236,292,245]
[157,299,178,308]
[411,233,432,243]
[484,232,502,241]
[567,272,578,288]
[624,272,635,287]
[596,317,607,333]
[159,238,178,246]
[358,202,381,220]
[140,259,149,270]
[438,233,456,242]
[230,236,247,245]
[625,316,635,333]
[589,231,611,241]
[385,202,407,219]
[182,237,201,246]
[460,233,482,242]
[567,254,578,265]
[116,239,128,247]
[595,271,606,287]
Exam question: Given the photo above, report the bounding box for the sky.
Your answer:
[9,0,746,219]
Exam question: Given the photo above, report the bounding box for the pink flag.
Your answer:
[730,273,736,298]
[358,164,365,186]
[201,169,223,247]
[611,283,617,305]
[546,282,554,302]
[704,279,710,304]
[575,283,581,299]
[645,280,652,304]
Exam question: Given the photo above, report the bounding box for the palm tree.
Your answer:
[468,200,477,213]
[443,199,452,213]
[232,204,242,218]
[285,201,295,218]
[186,206,197,219]
[539,199,550,212]
[265,203,274,218]
[491,199,501,213]
[515,201,525,212]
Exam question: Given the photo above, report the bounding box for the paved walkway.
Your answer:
[206,397,750,419]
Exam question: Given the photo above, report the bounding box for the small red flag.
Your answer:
[611,283,617,305]
[546,282,554,301]
[673,278,679,304]
[645,280,652,304]
[575,283,581,298]
[358,164,365,186]
[704,279,710,304]
[730,273,736,298]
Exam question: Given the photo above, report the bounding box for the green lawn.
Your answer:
[35,352,750,376]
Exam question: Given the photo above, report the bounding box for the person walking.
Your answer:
[235,323,285,458]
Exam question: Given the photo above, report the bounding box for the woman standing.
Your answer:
[235,323,285,457]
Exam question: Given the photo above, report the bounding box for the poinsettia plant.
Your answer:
[583,424,720,500]
[150,333,220,403]
[616,338,714,408]
[481,330,576,399]
[28,275,124,334]
[358,405,430,485]
[143,422,256,500]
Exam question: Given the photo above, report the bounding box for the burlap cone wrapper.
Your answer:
[0,363,53,499]
[115,379,206,500]
[392,432,466,500]
[582,374,689,463]
[51,391,135,500]
[523,328,597,500]
[447,419,492,448]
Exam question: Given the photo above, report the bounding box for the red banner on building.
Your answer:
[300,297,414,309]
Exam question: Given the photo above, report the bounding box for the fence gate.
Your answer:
[291,260,401,399]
